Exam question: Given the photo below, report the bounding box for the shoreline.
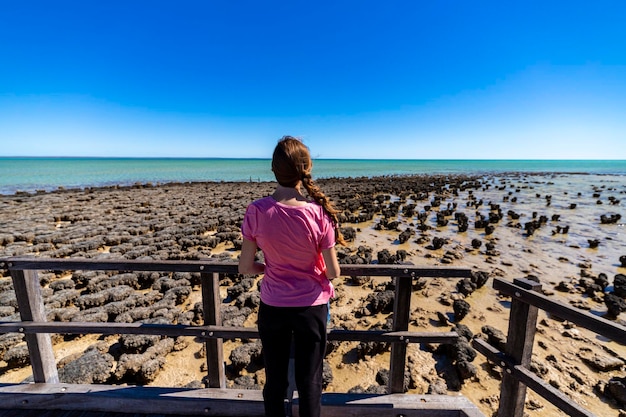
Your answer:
[1,173,625,416]
[0,171,612,198]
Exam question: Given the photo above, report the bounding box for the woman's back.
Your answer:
[241,196,335,307]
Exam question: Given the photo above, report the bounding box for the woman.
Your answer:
[239,136,343,417]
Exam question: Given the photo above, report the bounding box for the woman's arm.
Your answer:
[322,247,341,279]
[238,238,265,275]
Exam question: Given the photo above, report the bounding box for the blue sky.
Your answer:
[1,1,625,159]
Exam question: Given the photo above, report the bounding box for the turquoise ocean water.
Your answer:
[1,157,625,195]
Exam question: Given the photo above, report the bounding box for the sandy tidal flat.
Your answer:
[0,173,625,417]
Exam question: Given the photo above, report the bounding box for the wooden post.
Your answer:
[201,272,226,388]
[389,274,412,393]
[497,278,542,417]
[10,269,59,383]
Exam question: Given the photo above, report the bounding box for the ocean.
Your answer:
[1,157,625,195]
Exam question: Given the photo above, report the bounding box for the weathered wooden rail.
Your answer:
[472,277,626,417]
[0,257,484,417]
[1,258,624,416]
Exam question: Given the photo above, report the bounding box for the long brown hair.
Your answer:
[272,136,346,245]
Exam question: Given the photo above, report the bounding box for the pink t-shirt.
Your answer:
[241,196,336,307]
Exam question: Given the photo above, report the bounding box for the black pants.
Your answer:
[258,301,328,417]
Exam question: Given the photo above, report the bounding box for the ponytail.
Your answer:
[302,175,346,246]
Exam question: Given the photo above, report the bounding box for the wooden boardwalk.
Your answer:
[0,382,485,417]
[0,411,165,417]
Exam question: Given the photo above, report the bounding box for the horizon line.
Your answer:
[1,156,625,162]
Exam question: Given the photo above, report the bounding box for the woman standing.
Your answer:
[238,136,343,417]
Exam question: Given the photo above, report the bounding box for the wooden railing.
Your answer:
[0,257,486,417]
[472,277,626,417]
[4,258,622,416]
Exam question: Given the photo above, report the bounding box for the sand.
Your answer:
[0,173,625,417]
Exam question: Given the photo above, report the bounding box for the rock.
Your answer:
[3,343,30,369]
[114,306,153,323]
[49,278,76,291]
[235,291,261,309]
[88,273,140,292]
[605,293,626,318]
[104,296,141,319]
[341,227,357,242]
[481,325,507,351]
[375,368,390,386]
[453,323,473,342]
[436,311,450,325]
[595,273,610,290]
[470,270,489,288]
[588,239,600,248]
[58,349,115,384]
[561,328,585,340]
[555,281,575,293]
[140,357,167,383]
[0,279,13,293]
[614,274,626,298]
[600,213,622,224]
[427,378,448,394]
[0,306,15,317]
[447,339,477,363]
[152,277,190,292]
[0,291,17,309]
[347,275,371,286]
[184,380,204,389]
[120,334,161,353]
[456,360,478,380]
[398,228,414,244]
[71,308,109,323]
[71,270,103,289]
[605,376,626,406]
[431,237,446,250]
[229,340,263,372]
[456,278,477,296]
[322,361,333,388]
[361,290,395,315]
[338,251,365,264]
[45,289,80,309]
[74,285,135,309]
[376,249,407,264]
[374,368,410,391]
[485,245,500,257]
[570,299,592,310]
[232,375,260,390]
[227,276,255,299]
[580,353,624,372]
[439,361,462,391]
[347,384,387,394]
[453,299,470,322]
[221,305,253,327]
[455,212,469,232]
[46,305,80,322]
[0,333,25,358]
[530,359,549,376]
[113,338,175,382]
[164,285,192,304]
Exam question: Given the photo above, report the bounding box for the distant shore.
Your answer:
[1,173,625,416]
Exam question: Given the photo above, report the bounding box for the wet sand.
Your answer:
[0,173,625,416]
